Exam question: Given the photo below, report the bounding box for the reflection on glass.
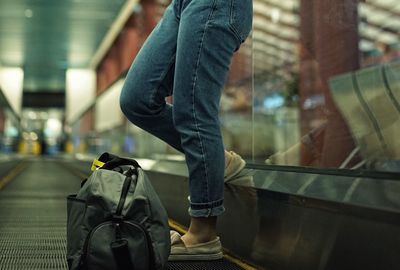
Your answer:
[220,38,254,160]
[250,0,400,172]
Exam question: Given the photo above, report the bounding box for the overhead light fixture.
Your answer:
[24,9,33,18]
[66,69,96,123]
[0,67,24,115]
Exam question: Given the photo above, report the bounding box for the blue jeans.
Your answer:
[120,0,252,217]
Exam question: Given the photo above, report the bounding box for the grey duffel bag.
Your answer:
[66,152,171,270]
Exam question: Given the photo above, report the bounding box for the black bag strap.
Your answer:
[98,152,140,170]
[110,166,136,270]
[114,168,136,218]
[110,239,135,270]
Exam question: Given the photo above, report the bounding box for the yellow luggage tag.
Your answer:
[91,159,105,171]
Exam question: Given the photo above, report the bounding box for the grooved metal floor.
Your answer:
[0,159,244,270]
[0,160,74,270]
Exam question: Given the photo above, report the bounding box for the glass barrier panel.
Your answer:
[253,0,400,173]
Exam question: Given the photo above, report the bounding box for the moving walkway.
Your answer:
[0,157,250,270]
[0,155,399,270]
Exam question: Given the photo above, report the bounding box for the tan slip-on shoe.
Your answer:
[168,231,223,261]
[224,151,246,182]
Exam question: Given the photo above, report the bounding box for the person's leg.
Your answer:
[172,0,252,247]
[120,2,183,152]
[120,0,251,257]
[120,0,247,177]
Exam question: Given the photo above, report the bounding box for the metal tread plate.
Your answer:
[0,160,245,270]
[167,260,244,270]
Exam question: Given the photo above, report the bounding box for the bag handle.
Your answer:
[110,168,136,270]
[91,152,140,171]
[114,168,136,218]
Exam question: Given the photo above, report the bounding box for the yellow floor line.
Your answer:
[0,162,29,190]
[168,219,259,270]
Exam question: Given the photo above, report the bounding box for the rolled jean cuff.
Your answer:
[188,199,225,217]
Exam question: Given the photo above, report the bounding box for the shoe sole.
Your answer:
[168,251,224,261]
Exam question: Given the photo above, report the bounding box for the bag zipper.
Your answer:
[125,221,155,270]
[78,221,108,270]
[79,220,151,269]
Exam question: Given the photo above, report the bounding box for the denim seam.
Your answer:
[229,0,235,27]
[172,0,181,21]
[189,204,224,217]
[190,198,223,205]
[190,198,224,207]
[148,54,176,109]
[228,0,244,44]
[190,0,218,203]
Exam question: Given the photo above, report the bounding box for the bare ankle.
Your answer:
[182,231,216,246]
[182,217,218,245]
